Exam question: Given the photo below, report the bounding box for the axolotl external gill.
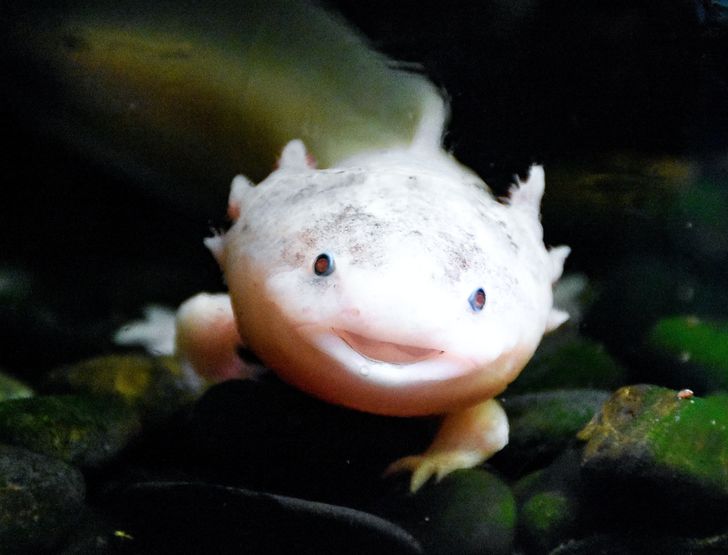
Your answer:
[171,105,570,492]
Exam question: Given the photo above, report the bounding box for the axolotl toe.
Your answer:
[175,137,570,492]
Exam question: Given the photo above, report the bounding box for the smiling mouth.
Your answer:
[334,329,444,365]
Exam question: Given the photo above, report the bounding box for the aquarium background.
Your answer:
[0,1,727,553]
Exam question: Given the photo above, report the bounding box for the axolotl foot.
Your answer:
[384,398,509,492]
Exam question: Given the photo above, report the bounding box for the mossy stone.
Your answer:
[510,334,625,394]
[513,450,584,553]
[44,354,203,426]
[377,469,516,555]
[0,444,85,553]
[585,257,728,367]
[579,385,728,494]
[522,492,574,549]
[0,371,33,401]
[0,394,141,467]
[494,389,609,475]
[647,315,728,393]
[578,385,728,531]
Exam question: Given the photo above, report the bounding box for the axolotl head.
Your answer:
[209,141,568,416]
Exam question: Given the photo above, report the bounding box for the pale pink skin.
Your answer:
[175,139,569,490]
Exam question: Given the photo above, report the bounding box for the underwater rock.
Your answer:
[578,384,728,531]
[44,354,203,427]
[508,334,625,394]
[671,172,728,267]
[646,315,728,393]
[494,389,608,476]
[0,444,85,553]
[0,394,141,467]
[187,378,436,507]
[57,507,139,554]
[585,256,728,369]
[521,492,575,553]
[549,532,728,555]
[512,450,585,554]
[114,481,422,555]
[375,469,516,555]
[0,370,33,401]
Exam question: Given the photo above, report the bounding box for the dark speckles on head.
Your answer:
[267,167,507,277]
[288,171,368,204]
[300,230,318,249]
[454,251,470,271]
[496,219,519,253]
[437,229,483,281]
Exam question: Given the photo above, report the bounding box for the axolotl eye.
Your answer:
[468,288,486,312]
[314,253,335,276]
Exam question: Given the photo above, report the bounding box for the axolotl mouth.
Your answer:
[294,325,479,385]
[286,324,525,415]
[334,329,444,365]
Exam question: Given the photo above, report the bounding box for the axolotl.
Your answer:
[172,107,570,492]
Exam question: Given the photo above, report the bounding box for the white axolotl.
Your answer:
[169,102,570,492]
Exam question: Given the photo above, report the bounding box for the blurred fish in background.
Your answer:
[1,0,441,216]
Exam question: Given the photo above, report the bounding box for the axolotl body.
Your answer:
[174,119,570,491]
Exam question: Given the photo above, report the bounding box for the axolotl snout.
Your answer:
[174,138,569,491]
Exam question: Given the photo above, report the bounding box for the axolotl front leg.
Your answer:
[175,292,251,381]
[386,399,509,492]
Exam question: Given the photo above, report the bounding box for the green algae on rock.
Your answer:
[510,334,625,394]
[0,444,85,553]
[495,389,609,475]
[647,315,728,393]
[578,385,728,503]
[522,493,574,552]
[44,354,203,427]
[377,469,516,555]
[0,371,33,401]
[504,389,609,450]
[513,450,584,554]
[0,394,141,467]
[585,257,728,365]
